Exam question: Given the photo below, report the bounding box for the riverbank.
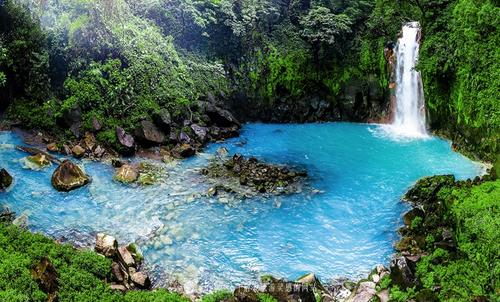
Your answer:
[1,173,497,301]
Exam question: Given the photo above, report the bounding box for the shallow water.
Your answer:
[0,123,483,293]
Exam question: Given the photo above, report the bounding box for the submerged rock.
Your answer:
[25,153,52,170]
[114,164,139,183]
[51,160,90,192]
[0,168,13,191]
[202,154,307,195]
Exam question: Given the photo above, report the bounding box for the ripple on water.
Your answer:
[0,123,483,292]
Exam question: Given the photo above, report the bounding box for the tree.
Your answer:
[299,5,351,73]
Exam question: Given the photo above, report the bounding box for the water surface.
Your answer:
[0,123,483,293]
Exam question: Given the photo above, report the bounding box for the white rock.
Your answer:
[95,233,117,257]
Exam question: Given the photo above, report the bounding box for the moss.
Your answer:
[201,289,233,302]
[0,222,188,302]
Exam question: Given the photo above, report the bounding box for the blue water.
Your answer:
[0,123,483,293]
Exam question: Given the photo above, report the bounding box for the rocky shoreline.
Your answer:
[1,118,497,301]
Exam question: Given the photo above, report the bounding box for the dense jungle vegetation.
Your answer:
[0,0,498,161]
[0,0,499,301]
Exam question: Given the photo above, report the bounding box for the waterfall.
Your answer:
[387,22,428,138]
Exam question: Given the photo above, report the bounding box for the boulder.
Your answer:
[110,283,127,292]
[51,160,90,192]
[46,143,59,152]
[83,132,96,151]
[190,124,208,143]
[72,145,85,158]
[0,168,13,191]
[116,127,135,152]
[390,256,417,289]
[296,273,325,292]
[31,257,58,299]
[264,279,315,302]
[27,153,51,169]
[130,271,151,289]
[403,208,425,226]
[58,105,82,137]
[200,101,241,127]
[111,262,125,282]
[118,246,136,268]
[179,131,191,144]
[95,233,118,257]
[234,287,259,302]
[93,145,105,158]
[135,120,166,145]
[92,117,102,131]
[376,289,389,302]
[152,109,172,133]
[173,143,196,158]
[347,281,376,302]
[114,164,139,183]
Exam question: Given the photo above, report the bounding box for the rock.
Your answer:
[31,257,58,299]
[297,273,326,292]
[376,289,390,302]
[95,233,118,257]
[46,143,59,152]
[203,154,307,195]
[234,287,259,302]
[83,132,96,151]
[72,145,85,158]
[116,127,135,152]
[111,262,125,282]
[390,256,417,289]
[0,169,12,191]
[118,246,136,268]
[130,271,151,289]
[26,153,51,169]
[93,145,105,158]
[58,105,82,137]
[190,124,208,143]
[51,160,90,191]
[111,158,124,168]
[135,120,166,145]
[92,117,102,131]
[403,208,425,225]
[347,282,376,302]
[179,131,191,144]
[200,102,241,127]
[415,289,439,302]
[110,283,127,292]
[172,143,196,158]
[404,175,455,204]
[114,164,139,183]
[152,109,172,133]
[63,144,72,155]
[264,279,315,302]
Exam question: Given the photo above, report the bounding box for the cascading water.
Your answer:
[387,21,428,138]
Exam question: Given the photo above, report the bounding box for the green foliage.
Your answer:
[257,293,278,302]
[419,0,500,160]
[0,222,190,302]
[394,180,500,301]
[201,289,233,302]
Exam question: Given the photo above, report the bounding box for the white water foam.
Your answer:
[381,21,428,140]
